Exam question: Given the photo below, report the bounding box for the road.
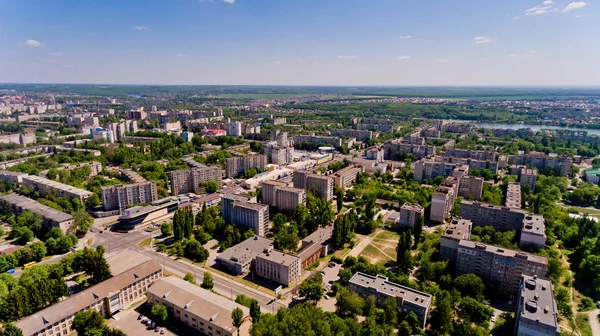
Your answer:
[590,309,600,336]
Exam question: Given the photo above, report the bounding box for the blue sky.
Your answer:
[0,0,598,85]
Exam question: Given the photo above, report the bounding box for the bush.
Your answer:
[579,296,596,312]
[160,222,172,236]
[330,256,343,264]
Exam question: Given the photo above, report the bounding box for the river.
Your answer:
[475,123,600,136]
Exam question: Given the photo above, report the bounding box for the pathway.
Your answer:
[590,309,600,336]
[347,233,375,258]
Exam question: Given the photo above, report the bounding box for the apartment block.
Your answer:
[221,194,269,236]
[414,158,455,182]
[228,121,242,137]
[399,202,424,229]
[366,147,384,161]
[520,214,547,249]
[255,245,302,286]
[297,226,333,269]
[293,135,342,147]
[293,171,334,200]
[225,154,267,178]
[443,148,497,161]
[101,181,158,211]
[330,129,373,140]
[262,180,306,212]
[0,193,74,233]
[0,133,36,145]
[439,218,472,264]
[21,174,93,202]
[454,240,548,297]
[510,152,572,177]
[15,260,163,336]
[519,168,538,192]
[459,200,525,231]
[216,236,274,275]
[430,186,455,223]
[348,272,432,329]
[169,166,223,195]
[147,277,251,336]
[332,165,363,189]
[383,140,436,161]
[505,183,522,209]
[458,175,484,200]
[515,275,560,336]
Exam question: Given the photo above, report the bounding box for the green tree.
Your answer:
[430,290,454,335]
[160,222,172,236]
[454,273,486,301]
[362,295,376,318]
[335,287,364,318]
[86,193,101,208]
[413,216,424,249]
[338,269,353,286]
[184,272,196,284]
[272,213,287,234]
[0,323,23,336]
[273,226,299,252]
[298,278,323,303]
[151,304,169,325]
[382,296,398,325]
[335,187,345,212]
[73,209,93,235]
[201,272,214,290]
[71,310,105,335]
[457,297,494,324]
[203,180,220,193]
[396,231,413,274]
[231,307,244,336]
[17,227,34,244]
[184,240,209,262]
[250,299,261,324]
[398,321,412,336]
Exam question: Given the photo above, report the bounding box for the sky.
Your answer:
[0,0,598,86]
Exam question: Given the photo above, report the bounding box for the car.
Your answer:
[151,322,156,328]
[328,262,336,267]
[319,271,325,275]
[596,301,600,309]
[328,280,334,284]
[146,320,153,327]
[323,294,330,300]
[491,316,496,322]
[99,230,104,233]
[141,318,148,323]
[160,328,165,335]
[292,295,298,300]
[137,314,142,320]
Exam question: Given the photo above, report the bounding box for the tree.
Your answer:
[184,272,196,284]
[72,310,105,335]
[160,222,173,236]
[17,227,34,244]
[457,297,493,324]
[335,188,345,212]
[273,226,299,252]
[231,307,244,336]
[203,180,220,193]
[0,324,23,336]
[184,240,209,262]
[335,288,364,317]
[454,273,486,301]
[151,304,169,325]
[398,321,412,336]
[73,247,111,285]
[202,272,214,290]
[298,279,323,303]
[338,269,353,286]
[382,296,398,326]
[250,299,261,324]
[363,295,376,318]
[86,193,101,208]
[73,209,93,235]
[430,290,454,335]
[413,216,423,249]
[272,214,287,234]
[396,231,413,274]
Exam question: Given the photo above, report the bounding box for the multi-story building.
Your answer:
[519,168,538,192]
[520,214,547,249]
[39,161,103,179]
[127,108,147,120]
[414,156,499,182]
[384,140,436,161]
[330,129,373,140]
[443,148,497,161]
[505,182,522,209]
[515,275,560,336]
[221,194,269,236]
[15,259,163,336]
[399,203,424,229]
[440,218,472,264]
[297,226,333,269]
[0,133,37,145]
[459,200,525,231]
[261,180,306,212]
[90,127,114,143]
[430,186,455,223]
[228,121,242,137]
[332,165,362,189]
[0,193,74,233]
[457,175,483,200]
[120,169,147,183]
[216,236,274,275]
[147,277,251,336]
[348,272,432,329]
[255,245,301,286]
[21,174,93,202]
[169,166,223,195]
[454,240,548,297]
[293,135,342,147]
[510,152,572,177]
[292,171,334,200]
[101,181,158,211]
[366,147,384,161]
[225,154,267,178]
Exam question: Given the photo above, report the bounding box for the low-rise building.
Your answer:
[348,272,432,329]
[366,147,384,161]
[293,135,342,147]
[297,226,333,269]
[398,203,424,229]
[255,246,301,286]
[215,236,274,275]
[0,193,74,233]
[147,277,251,336]
[515,275,560,336]
[21,174,93,202]
[332,165,362,189]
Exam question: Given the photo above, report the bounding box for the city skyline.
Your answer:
[0,0,598,85]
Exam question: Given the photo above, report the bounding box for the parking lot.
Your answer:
[317,262,342,312]
[109,307,175,336]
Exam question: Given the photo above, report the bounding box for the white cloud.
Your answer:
[337,55,357,59]
[473,36,492,44]
[563,1,589,12]
[399,35,412,39]
[397,56,412,60]
[297,60,307,64]
[176,53,187,58]
[25,39,44,47]
[525,4,555,15]
[528,50,538,54]
[49,52,63,56]
[543,0,553,4]
[133,26,149,30]
[223,0,235,3]
[46,59,58,63]
[508,54,522,58]
[275,61,281,64]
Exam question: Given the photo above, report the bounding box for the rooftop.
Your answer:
[0,193,73,223]
[519,275,560,332]
[458,240,547,264]
[520,168,538,176]
[216,236,273,266]
[443,218,472,240]
[21,174,93,197]
[401,202,424,212]
[106,249,151,276]
[147,277,249,334]
[505,183,522,209]
[349,272,432,309]
[257,250,300,266]
[522,214,546,236]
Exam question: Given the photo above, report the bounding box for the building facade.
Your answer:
[261,180,306,212]
[332,165,362,189]
[519,168,538,192]
[169,166,223,195]
[221,194,270,236]
[398,203,424,229]
[101,181,158,211]
[0,193,74,233]
[458,175,484,200]
[430,186,454,223]
[515,275,560,336]
[254,246,302,286]
[225,154,267,178]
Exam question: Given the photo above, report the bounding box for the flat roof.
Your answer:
[21,174,93,197]
[257,250,300,266]
[458,240,547,264]
[505,183,522,209]
[349,272,432,309]
[106,249,152,276]
[0,193,73,223]
[519,275,559,331]
[520,168,538,176]
[522,214,546,236]
[148,277,249,333]
[461,200,524,214]
[233,200,268,211]
[217,236,273,266]
[15,260,162,336]
[443,218,472,240]
[401,202,424,212]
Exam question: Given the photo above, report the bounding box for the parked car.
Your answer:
[323,294,330,300]
[146,320,153,327]
[141,318,148,323]
[137,314,142,320]
[160,328,166,334]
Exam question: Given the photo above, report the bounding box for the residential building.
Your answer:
[515,275,560,336]
[293,135,342,147]
[454,240,548,297]
[443,148,497,161]
[458,175,484,200]
[101,181,158,211]
[297,226,333,269]
[399,203,424,229]
[519,168,538,192]
[330,129,373,140]
[147,277,251,336]
[0,170,24,184]
[293,171,334,200]
[216,236,274,275]
[225,154,267,178]
[228,121,242,137]
[583,168,600,185]
[505,183,522,209]
[414,156,499,182]
[127,108,147,120]
[366,147,384,161]
[510,152,572,177]
[384,140,435,161]
[520,214,547,249]
[261,180,306,212]
[0,133,37,145]
[221,194,270,236]
[348,272,432,329]
[15,260,163,336]
[0,193,74,233]
[460,200,525,231]
[21,174,93,202]
[255,246,302,286]
[440,218,472,264]
[39,161,102,179]
[332,165,363,189]
[120,169,147,183]
[402,133,425,145]
[169,166,223,195]
[430,186,454,223]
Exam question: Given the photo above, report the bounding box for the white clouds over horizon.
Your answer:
[25,39,43,47]
[474,36,492,44]
[397,56,412,60]
[399,35,412,39]
[133,26,149,30]
[223,0,235,3]
[563,1,589,12]
[525,0,588,15]
[338,55,357,59]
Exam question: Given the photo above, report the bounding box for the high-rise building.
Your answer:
[292,170,334,200]
[460,200,525,231]
[519,168,538,192]
[515,275,560,336]
[399,203,424,229]
[169,166,222,195]
[262,180,306,212]
[439,217,472,263]
[458,175,484,200]
[225,154,267,178]
[430,186,454,222]
[510,152,572,177]
[101,181,158,211]
[505,182,522,209]
[221,194,269,236]
[228,121,242,137]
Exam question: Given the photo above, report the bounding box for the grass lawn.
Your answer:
[360,244,393,265]
[576,313,593,336]
[373,230,400,242]
[372,241,397,260]
[138,238,153,248]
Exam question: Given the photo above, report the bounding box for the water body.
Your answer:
[127,94,141,98]
[475,123,600,136]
